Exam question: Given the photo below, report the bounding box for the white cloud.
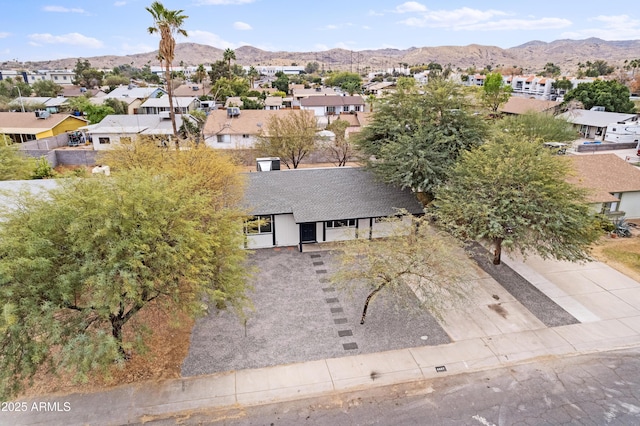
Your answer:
[114,1,126,6]
[399,7,508,28]
[42,5,87,14]
[28,33,103,48]
[460,17,572,31]
[233,21,252,30]
[368,10,384,17]
[0,32,10,38]
[362,25,371,30]
[187,30,236,48]
[561,14,640,40]
[394,2,427,13]
[314,43,330,51]
[195,0,255,4]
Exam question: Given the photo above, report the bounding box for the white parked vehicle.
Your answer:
[604,122,640,143]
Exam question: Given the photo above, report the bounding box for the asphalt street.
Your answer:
[165,348,640,425]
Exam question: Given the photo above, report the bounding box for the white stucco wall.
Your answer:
[205,134,257,149]
[246,233,273,249]
[620,192,640,219]
[275,214,299,246]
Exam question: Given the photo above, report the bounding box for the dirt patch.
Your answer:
[18,302,194,399]
[591,234,640,283]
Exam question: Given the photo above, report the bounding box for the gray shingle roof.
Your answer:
[244,167,423,223]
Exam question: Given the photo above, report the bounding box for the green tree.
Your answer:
[103,75,130,92]
[240,96,264,110]
[223,48,236,78]
[543,62,561,77]
[0,78,32,99]
[146,1,188,140]
[72,59,104,88]
[304,62,320,74]
[498,112,578,143]
[331,215,469,324]
[208,60,228,84]
[255,110,318,169]
[31,80,63,97]
[0,139,34,180]
[552,78,573,93]
[563,80,636,113]
[0,145,248,400]
[357,79,487,201]
[324,71,362,92]
[433,136,600,265]
[272,72,289,93]
[584,60,614,77]
[481,72,512,113]
[247,66,260,89]
[68,96,114,123]
[104,98,129,115]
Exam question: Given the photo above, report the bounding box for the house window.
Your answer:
[242,134,250,138]
[99,137,110,144]
[246,215,272,234]
[343,106,349,112]
[327,106,336,114]
[63,76,67,80]
[354,106,361,112]
[54,76,58,80]
[326,219,356,228]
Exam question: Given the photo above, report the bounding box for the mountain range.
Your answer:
[6,38,640,75]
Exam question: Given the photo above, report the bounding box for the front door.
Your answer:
[300,222,317,243]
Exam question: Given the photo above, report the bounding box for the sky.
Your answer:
[1,0,639,62]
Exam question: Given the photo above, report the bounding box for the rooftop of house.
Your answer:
[244,167,424,223]
[292,87,338,98]
[101,86,166,100]
[0,112,87,133]
[61,86,104,98]
[558,109,638,128]
[300,95,365,107]
[500,97,559,115]
[139,96,199,108]
[567,154,640,202]
[203,109,315,136]
[264,96,284,107]
[172,83,210,97]
[84,114,194,135]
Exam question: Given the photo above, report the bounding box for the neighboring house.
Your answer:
[173,83,210,97]
[203,109,316,149]
[300,95,365,118]
[10,96,68,113]
[363,81,396,97]
[466,74,486,86]
[93,85,167,115]
[0,111,88,144]
[558,109,638,140]
[568,154,640,219]
[499,97,560,116]
[291,87,338,108]
[264,96,284,110]
[138,96,200,115]
[243,167,424,251]
[85,113,195,150]
[62,86,105,98]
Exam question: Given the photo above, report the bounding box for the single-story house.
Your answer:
[93,86,167,115]
[203,109,316,149]
[499,97,560,116]
[243,167,424,251]
[558,109,638,140]
[0,111,88,144]
[85,113,196,150]
[61,86,106,98]
[10,96,69,114]
[300,95,365,118]
[138,96,200,115]
[568,154,640,219]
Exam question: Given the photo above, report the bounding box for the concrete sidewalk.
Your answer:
[6,255,640,426]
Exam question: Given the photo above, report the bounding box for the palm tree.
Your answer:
[194,64,207,96]
[247,66,259,89]
[146,1,188,142]
[223,48,236,78]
